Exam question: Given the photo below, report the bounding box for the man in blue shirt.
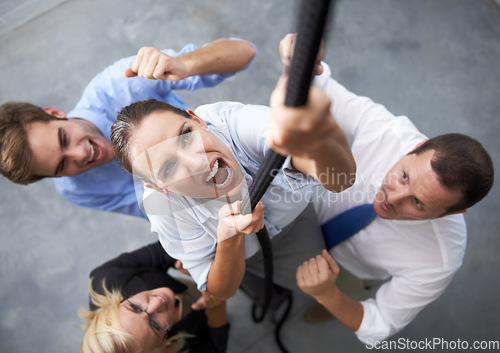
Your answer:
[0,39,256,219]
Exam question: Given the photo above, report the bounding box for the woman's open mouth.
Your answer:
[205,158,233,189]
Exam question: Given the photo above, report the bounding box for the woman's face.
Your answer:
[118,287,179,353]
[130,110,245,199]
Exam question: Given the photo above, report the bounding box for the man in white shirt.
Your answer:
[275,34,494,344]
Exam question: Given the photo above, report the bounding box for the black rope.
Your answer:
[285,0,333,107]
[251,290,293,353]
[241,0,335,348]
[239,272,294,353]
[249,227,273,323]
[273,292,293,353]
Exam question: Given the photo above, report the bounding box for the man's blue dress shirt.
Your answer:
[54,42,252,218]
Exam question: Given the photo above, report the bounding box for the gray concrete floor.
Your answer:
[1,0,499,352]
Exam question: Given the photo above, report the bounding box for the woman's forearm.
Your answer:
[206,233,246,300]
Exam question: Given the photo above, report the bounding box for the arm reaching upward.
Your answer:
[125,38,256,80]
[268,75,355,192]
[268,33,355,192]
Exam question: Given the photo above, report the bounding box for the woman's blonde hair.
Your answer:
[78,279,188,353]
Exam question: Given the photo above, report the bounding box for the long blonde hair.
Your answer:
[78,280,187,353]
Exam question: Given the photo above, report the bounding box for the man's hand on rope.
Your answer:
[279,33,324,76]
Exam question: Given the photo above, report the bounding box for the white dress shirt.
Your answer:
[313,64,467,342]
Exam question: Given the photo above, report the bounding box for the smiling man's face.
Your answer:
[25,116,114,177]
